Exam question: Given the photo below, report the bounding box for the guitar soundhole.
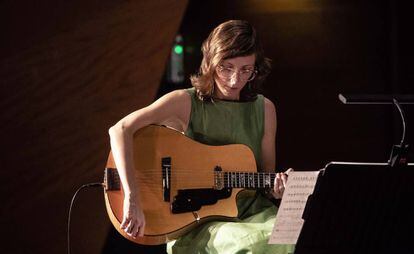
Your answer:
[171,188,232,214]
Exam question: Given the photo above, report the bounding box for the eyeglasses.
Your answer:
[216,65,257,82]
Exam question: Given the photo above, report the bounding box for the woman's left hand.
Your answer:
[272,168,293,199]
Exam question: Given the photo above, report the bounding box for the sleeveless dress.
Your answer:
[167,88,295,254]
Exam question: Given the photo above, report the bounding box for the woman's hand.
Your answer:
[272,168,294,199]
[120,195,146,239]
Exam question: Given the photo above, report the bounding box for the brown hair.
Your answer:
[190,20,271,101]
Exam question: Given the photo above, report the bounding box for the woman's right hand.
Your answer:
[109,90,190,239]
[120,195,146,239]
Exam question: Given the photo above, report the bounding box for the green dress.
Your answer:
[167,88,295,254]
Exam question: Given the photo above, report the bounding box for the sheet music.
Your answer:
[269,171,319,244]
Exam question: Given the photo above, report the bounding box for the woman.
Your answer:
[109,20,293,253]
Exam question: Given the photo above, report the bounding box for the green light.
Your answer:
[174,45,183,55]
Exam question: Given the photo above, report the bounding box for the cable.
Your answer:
[67,182,103,254]
[392,98,407,146]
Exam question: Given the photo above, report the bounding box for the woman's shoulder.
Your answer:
[262,96,276,114]
[151,89,192,116]
[151,89,192,131]
[158,88,192,104]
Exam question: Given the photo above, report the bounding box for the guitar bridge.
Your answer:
[162,157,171,202]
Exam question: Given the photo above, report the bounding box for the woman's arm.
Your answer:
[261,97,277,172]
[261,97,289,199]
[108,89,190,238]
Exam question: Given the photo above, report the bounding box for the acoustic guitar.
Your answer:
[104,125,278,245]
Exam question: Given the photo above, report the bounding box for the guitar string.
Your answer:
[107,169,277,188]
[109,173,276,188]
[113,176,277,186]
[110,171,277,180]
[106,169,279,174]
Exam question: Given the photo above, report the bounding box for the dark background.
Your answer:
[168,0,414,170]
[1,0,413,253]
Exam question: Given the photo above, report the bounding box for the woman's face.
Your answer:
[214,54,256,101]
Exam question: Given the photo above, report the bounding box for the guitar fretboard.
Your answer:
[217,171,276,189]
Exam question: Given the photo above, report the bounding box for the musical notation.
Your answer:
[269,171,320,244]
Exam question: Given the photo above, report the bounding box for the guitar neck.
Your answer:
[216,171,277,190]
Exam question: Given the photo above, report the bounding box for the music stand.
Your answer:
[294,161,414,254]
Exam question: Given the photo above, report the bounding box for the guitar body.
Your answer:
[104,125,257,245]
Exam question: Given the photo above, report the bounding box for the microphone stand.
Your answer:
[338,94,413,168]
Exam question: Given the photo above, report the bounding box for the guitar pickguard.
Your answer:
[171,188,232,214]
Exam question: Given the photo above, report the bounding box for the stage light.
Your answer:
[167,34,185,83]
[174,45,183,55]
